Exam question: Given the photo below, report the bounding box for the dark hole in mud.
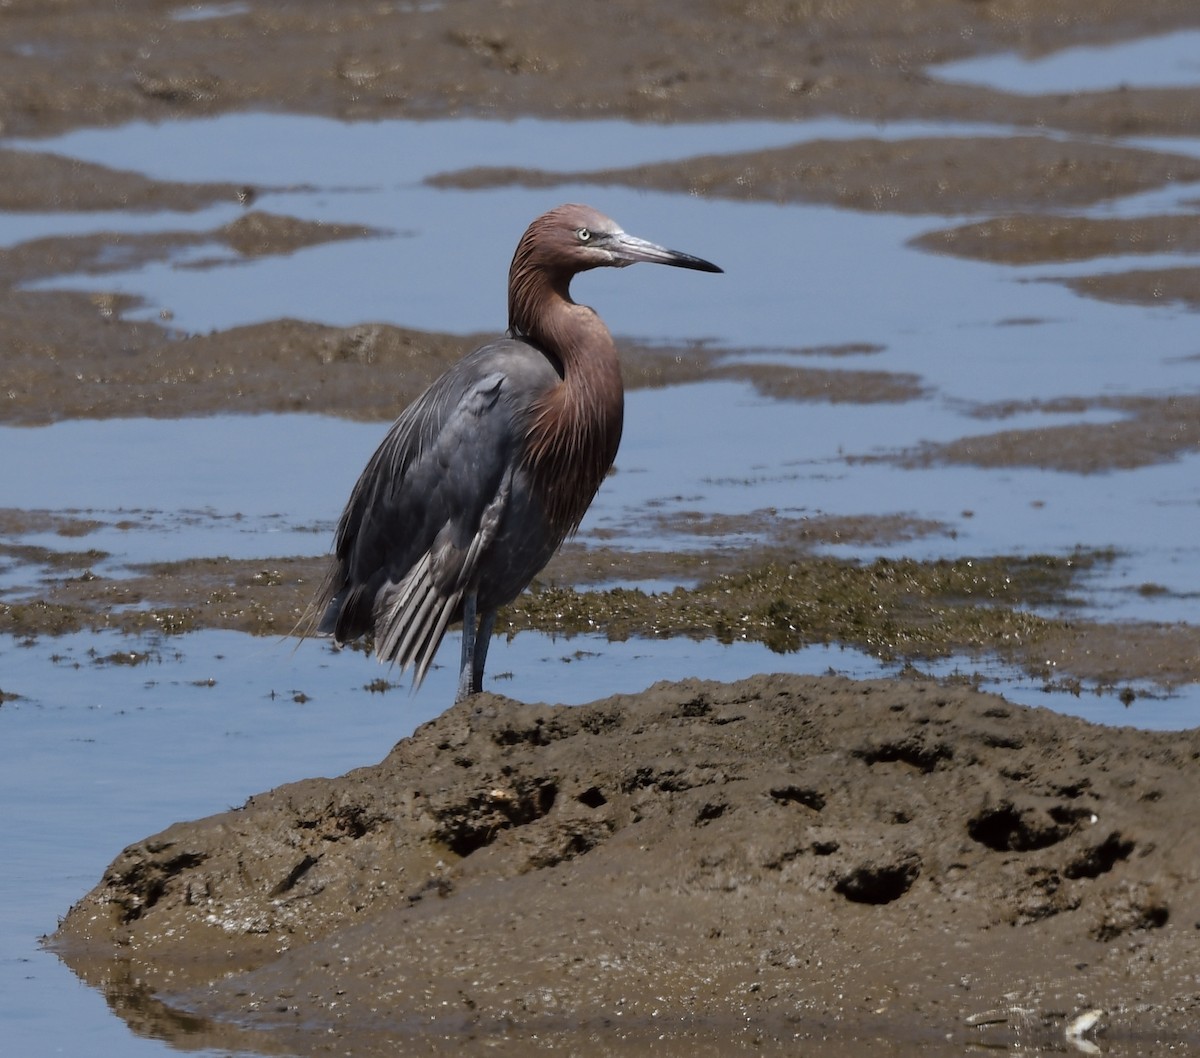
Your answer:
[561,827,605,859]
[493,719,551,747]
[1091,883,1170,942]
[116,849,207,922]
[695,800,728,825]
[967,801,1073,852]
[769,785,826,811]
[1048,804,1095,826]
[622,765,693,792]
[435,781,559,857]
[331,803,381,839]
[677,695,711,717]
[977,729,1024,750]
[834,853,921,904]
[853,737,952,773]
[576,786,608,808]
[1050,779,1092,799]
[535,782,557,816]
[1094,901,1170,941]
[441,823,497,858]
[1065,831,1135,879]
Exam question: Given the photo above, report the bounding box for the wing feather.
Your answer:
[297,338,558,689]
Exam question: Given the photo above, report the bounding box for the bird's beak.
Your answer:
[607,232,723,274]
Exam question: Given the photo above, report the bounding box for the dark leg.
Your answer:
[471,609,496,696]
[456,592,478,703]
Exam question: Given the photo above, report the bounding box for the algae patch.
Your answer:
[6,543,1195,693]
[504,553,1094,664]
[3,549,1091,669]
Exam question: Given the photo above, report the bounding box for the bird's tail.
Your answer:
[373,553,461,689]
[290,561,344,644]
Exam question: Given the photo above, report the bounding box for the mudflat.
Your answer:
[53,676,1200,1054]
[6,0,1200,1053]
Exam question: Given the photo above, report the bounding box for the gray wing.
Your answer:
[308,338,557,684]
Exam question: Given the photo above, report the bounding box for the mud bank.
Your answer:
[53,674,1200,1055]
[8,0,1200,1053]
[3,1,1200,432]
[3,0,1200,138]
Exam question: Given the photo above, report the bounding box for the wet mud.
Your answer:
[3,0,1200,138]
[1054,265,1200,310]
[867,394,1200,472]
[4,532,1195,717]
[52,676,1200,1054]
[0,146,241,212]
[6,0,1200,1054]
[913,214,1200,309]
[912,213,1200,265]
[429,135,1200,214]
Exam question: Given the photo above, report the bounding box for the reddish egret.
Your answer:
[301,203,721,701]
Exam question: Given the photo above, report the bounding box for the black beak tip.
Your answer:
[675,252,723,274]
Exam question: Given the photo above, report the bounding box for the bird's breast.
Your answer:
[521,362,624,540]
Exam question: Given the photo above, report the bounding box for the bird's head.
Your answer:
[507,203,721,340]
[513,203,723,278]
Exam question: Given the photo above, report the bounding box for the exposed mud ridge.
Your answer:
[7,541,1199,692]
[428,136,1200,214]
[1053,265,1200,311]
[912,213,1200,266]
[52,675,1200,1054]
[4,0,1200,140]
[0,269,922,423]
[8,543,1166,689]
[866,393,1200,472]
[0,147,242,212]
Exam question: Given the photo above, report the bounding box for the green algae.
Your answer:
[1,550,1091,662]
[504,553,1096,663]
[7,546,1174,690]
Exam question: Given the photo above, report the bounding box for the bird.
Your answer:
[300,203,722,703]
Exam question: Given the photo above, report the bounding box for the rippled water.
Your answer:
[4,40,1200,1055]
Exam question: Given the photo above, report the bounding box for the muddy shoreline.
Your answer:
[52,676,1200,1054]
[7,0,1200,1054]
[3,0,1200,140]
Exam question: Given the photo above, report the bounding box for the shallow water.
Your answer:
[4,48,1200,1056]
[5,116,1200,618]
[2,627,1191,1057]
[932,28,1200,94]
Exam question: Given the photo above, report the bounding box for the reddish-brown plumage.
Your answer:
[508,207,626,540]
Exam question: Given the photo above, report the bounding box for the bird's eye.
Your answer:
[577,227,592,243]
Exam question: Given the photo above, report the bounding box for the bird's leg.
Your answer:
[456,592,478,704]
[471,609,496,697]
[455,599,495,702]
